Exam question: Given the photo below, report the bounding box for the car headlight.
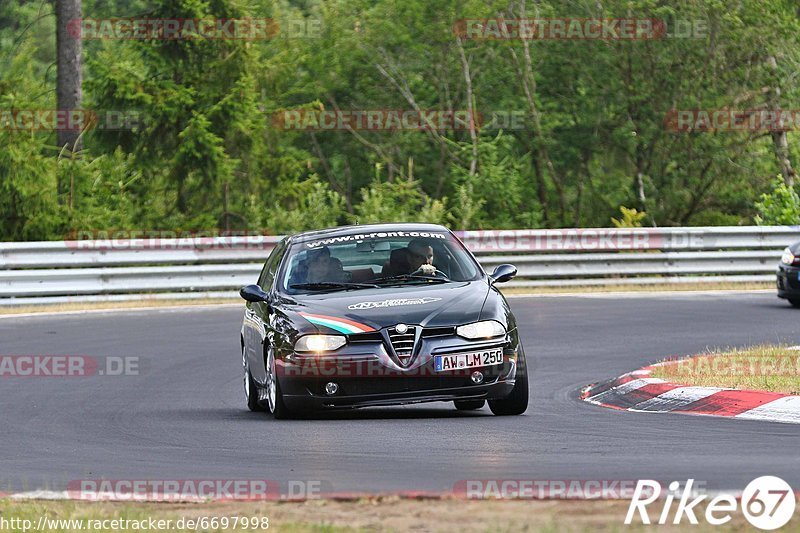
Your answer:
[456,320,506,340]
[781,247,795,265]
[294,335,346,353]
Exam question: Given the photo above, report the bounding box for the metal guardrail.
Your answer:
[0,226,797,303]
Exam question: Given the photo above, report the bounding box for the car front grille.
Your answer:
[421,326,454,338]
[388,326,417,364]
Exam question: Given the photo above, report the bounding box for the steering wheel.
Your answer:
[411,266,450,279]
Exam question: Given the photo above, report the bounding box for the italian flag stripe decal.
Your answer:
[299,312,376,334]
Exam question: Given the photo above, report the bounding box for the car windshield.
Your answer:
[279,229,483,294]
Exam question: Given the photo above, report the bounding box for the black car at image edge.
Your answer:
[239,223,528,418]
[777,242,800,307]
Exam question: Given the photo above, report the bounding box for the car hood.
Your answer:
[286,281,492,332]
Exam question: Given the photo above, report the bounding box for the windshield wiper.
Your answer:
[373,275,450,286]
[289,282,379,292]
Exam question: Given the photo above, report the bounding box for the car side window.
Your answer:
[257,239,288,288]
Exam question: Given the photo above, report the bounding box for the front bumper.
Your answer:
[282,379,516,410]
[776,264,800,298]
[277,332,522,410]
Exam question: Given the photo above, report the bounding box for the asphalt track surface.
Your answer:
[2,292,799,495]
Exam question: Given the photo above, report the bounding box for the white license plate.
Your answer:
[434,349,503,372]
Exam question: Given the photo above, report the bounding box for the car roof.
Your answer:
[289,223,451,242]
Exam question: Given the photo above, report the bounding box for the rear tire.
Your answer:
[454,399,485,411]
[489,359,529,416]
[789,298,800,308]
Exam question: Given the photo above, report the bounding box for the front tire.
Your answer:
[789,298,800,308]
[454,399,485,410]
[488,360,529,416]
[265,345,293,419]
[243,350,264,412]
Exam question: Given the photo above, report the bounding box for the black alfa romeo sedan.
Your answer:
[239,223,528,418]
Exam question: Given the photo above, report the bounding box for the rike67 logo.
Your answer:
[626,476,795,530]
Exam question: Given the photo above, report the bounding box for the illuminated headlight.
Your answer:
[456,320,506,340]
[294,335,346,353]
[781,247,795,265]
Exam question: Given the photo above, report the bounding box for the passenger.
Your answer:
[291,247,346,284]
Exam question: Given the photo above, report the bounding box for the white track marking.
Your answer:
[584,378,665,404]
[631,386,726,412]
[735,396,800,424]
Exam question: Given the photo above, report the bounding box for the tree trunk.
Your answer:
[455,37,478,176]
[56,0,82,153]
[510,0,567,225]
[766,56,795,187]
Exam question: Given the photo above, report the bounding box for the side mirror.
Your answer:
[239,284,270,303]
[489,264,517,284]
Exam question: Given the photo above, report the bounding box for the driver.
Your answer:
[407,239,434,273]
[383,239,435,276]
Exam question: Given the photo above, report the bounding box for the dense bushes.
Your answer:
[1,0,799,239]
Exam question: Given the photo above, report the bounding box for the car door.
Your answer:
[242,238,288,386]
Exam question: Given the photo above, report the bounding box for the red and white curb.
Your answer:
[581,361,800,425]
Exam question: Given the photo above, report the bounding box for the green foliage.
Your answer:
[2,0,800,240]
[0,42,61,239]
[447,134,541,229]
[352,173,446,225]
[0,135,61,239]
[611,206,648,228]
[57,148,140,232]
[754,177,800,225]
[448,182,485,231]
[250,174,346,234]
